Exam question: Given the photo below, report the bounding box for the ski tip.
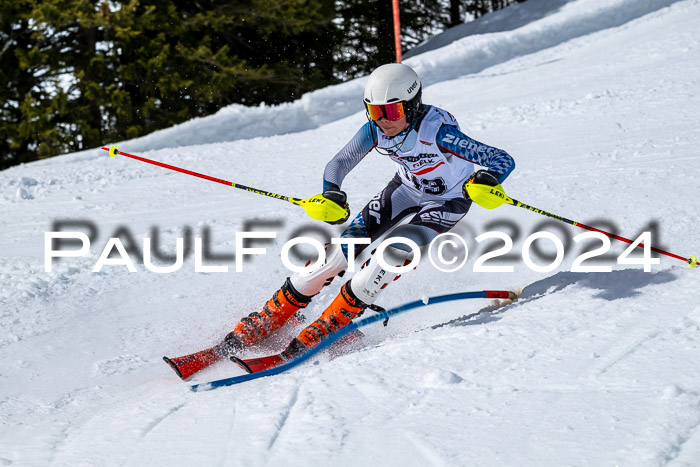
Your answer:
[163,356,184,379]
[230,356,253,374]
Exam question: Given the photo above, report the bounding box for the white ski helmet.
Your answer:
[364,63,423,123]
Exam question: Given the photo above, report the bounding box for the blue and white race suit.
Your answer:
[290,105,515,302]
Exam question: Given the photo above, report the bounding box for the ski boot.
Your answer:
[229,277,312,347]
[281,281,368,360]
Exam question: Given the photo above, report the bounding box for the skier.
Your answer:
[165,63,515,378]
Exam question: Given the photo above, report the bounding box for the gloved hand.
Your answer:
[470,170,500,186]
[322,189,350,224]
[463,169,500,199]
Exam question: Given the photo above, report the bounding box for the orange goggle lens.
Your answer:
[366,102,405,121]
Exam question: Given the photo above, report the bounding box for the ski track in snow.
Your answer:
[1,0,700,465]
[266,385,301,452]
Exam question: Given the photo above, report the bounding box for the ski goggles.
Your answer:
[366,102,405,121]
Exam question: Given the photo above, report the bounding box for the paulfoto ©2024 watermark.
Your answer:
[44,219,667,275]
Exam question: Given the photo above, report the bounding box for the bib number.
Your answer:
[411,175,446,195]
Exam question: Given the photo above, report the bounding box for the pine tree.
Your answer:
[0,0,74,168]
[1,0,527,170]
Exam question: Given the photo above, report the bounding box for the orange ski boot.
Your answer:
[227,278,312,349]
[281,281,368,360]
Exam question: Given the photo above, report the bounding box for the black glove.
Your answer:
[322,189,350,224]
[470,170,500,186]
[463,170,500,200]
[322,189,347,206]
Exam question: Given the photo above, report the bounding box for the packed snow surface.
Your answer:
[1,0,700,465]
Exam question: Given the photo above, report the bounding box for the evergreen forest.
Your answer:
[1,0,525,169]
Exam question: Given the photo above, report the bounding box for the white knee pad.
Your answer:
[290,243,349,297]
[349,248,414,305]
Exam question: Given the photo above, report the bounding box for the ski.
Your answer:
[164,347,224,380]
[229,329,364,374]
[190,290,517,392]
[231,354,287,374]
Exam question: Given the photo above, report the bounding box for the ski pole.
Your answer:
[464,180,697,268]
[101,145,348,223]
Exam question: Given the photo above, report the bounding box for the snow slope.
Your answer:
[1,0,700,465]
